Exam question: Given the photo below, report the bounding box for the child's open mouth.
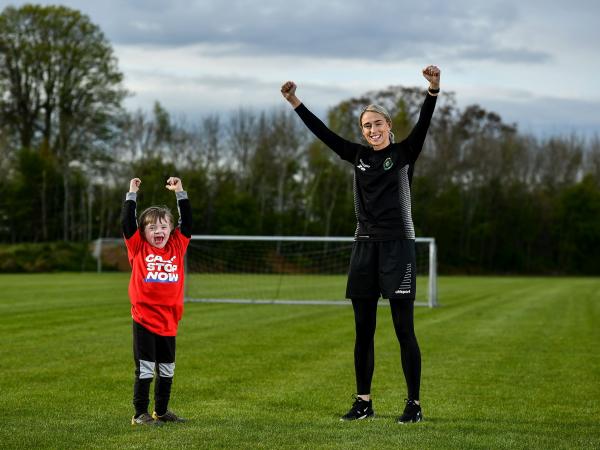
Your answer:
[154,236,164,245]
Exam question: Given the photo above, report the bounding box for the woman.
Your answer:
[281,66,440,423]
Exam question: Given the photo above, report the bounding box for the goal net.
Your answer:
[185,235,438,307]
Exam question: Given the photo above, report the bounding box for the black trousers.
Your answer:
[351,298,421,401]
[132,321,176,416]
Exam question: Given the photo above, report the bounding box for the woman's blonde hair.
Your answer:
[138,206,175,232]
[358,104,395,143]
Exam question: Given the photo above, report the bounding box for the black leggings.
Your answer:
[351,298,421,400]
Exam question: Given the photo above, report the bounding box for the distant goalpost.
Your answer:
[184,235,438,308]
[93,235,438,307]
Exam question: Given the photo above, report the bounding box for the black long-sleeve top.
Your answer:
[121,191,192,239]
[294,92,437,240]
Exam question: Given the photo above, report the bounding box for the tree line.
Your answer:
[1,4,600,274]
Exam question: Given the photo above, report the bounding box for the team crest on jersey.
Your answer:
[383,157,393,170]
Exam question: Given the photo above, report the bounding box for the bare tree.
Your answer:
[0,4,126,240]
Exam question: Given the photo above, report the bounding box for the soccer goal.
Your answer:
[185,235,438,307]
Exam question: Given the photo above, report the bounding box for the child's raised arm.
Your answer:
[122,178,141,239]
[166,177,192,238]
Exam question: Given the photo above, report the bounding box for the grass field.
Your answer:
[185,273,432,303]
[0,274,599,449]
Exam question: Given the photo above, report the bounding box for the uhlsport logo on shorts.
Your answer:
[383,157,393,170]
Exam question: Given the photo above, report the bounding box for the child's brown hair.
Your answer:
[138,206,175,232]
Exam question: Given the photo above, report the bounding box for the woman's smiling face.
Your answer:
[360,111,391,150]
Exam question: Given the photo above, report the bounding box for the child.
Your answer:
[121,176,192,426]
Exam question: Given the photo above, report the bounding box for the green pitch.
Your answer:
[0,274,598,449]
[186,273,350,300]
[185,273,430,302]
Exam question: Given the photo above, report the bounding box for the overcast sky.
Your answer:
[2,0,599,137]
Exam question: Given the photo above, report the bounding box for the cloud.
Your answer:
[123,65,354,121]
[459,91,600,137]
[1,0,559,64]
[454,47,551,63]
[108,0,544,64]
[2,0,599,136]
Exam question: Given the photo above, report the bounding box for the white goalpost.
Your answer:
[93,235,438,307]
[184,235,438,307]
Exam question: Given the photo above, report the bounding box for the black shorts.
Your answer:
[133,321,176,379]
[346,239,416,300]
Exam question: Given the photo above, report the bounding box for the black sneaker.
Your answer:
[131,412,163,426]
[340,396,375,421]
[396,399,423,424]
[152,410,187,423]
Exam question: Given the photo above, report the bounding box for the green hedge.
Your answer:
[0,242,97,272]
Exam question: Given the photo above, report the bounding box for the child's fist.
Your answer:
[129,178,141,193]
[166,177,183,192]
